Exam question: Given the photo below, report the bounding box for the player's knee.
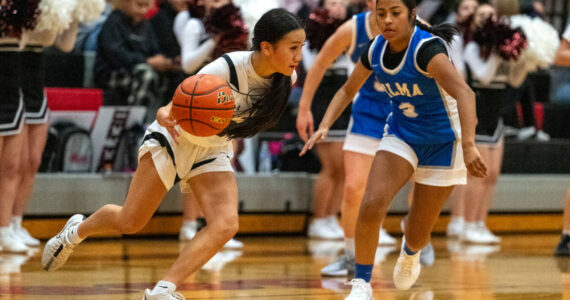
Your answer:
[344,181,365,205]
[212,215,239,241]
[1,158,21,178]
[359,195,389,220]
[115,209,147,234]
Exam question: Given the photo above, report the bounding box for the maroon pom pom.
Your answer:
[473,18,527,61]
[306,7,345,51]
[0,0,40,38]
[203,3,249,59]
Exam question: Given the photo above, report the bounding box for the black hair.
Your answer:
[376,0,459,44]
[222,8,304,139]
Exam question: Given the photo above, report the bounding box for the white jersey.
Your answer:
[177,51,296,147]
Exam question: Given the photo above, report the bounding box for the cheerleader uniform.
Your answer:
[0,40,24,136]
[302,44,353,140]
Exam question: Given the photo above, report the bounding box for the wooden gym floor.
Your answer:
[1,233,569,299]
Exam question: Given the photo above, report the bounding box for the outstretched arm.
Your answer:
[427,54,487,178]
[296,20,354,141]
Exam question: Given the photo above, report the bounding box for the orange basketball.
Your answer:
[171,74,235,137]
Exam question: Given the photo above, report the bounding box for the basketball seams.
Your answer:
[177,119,224,130]
[172,103,233,111]
[172,73,235,136]
[189,74,204,134]
[180,84,230,96]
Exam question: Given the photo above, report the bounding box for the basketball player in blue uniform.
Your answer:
[298,0,434,277]
[301,0,487,298]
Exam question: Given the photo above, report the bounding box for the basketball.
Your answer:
[171,74,235,137]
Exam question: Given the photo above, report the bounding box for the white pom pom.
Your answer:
[74,0,106,23]
[35,0,77,35]
[510,15,560,72]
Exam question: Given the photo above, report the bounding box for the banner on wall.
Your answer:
[90,106,146,172]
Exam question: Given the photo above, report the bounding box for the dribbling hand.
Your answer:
[299,127,329,156]
[157,104,179,144]
[463,144,487,177]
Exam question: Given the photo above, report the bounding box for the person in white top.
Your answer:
[42,8,304,300]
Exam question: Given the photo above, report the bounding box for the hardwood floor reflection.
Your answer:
[0,234,567,299]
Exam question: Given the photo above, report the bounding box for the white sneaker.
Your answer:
[393,244,421,290]
[308,218,343,239]
[517,126,536,140]
[321,254,354,277]
[0,228,29,253]
[326,216,344,237]
[202,250,242,271]
[378,228,396,245]
[476,223,500,243]
[536,130,551,142]
[224,238,243,248]
[460,223,494,244]
[446,217,465,238]
[345,278,373,300]
[142,289,185,299]
[42,214,85,271]
[178,221,198,241]
[11,225,40,247]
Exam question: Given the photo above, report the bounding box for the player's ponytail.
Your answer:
[414,20,458,44]
[223,9,303,139]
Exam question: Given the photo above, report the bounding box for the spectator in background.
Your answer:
[73,0,114,53]
[297,0,351,241]
[550,23,570,104]
[501,0,550,141]
[149,0,187,99]
[95,0,172,123]
[461,3,528,244]
[446,0,478,239]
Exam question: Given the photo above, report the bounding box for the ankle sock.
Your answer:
[67,225,84,244]
[151,280,176,295]
[403,243,417,256]
[355,263,373,282]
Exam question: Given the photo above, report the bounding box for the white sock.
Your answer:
[66,225,84,245]
[0,226,10,237]
[151,280,176,295]
[344,237,355,259]
[450,216,464,224]
[11,216,23,228]
[183,220,198,227]
[476,221,486,228]
[563,229,570,236]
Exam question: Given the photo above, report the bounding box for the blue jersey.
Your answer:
[346,11,391,138]
[367,27,461,144]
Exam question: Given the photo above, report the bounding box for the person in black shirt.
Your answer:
[149,0,187,100]
[95,0,173,123]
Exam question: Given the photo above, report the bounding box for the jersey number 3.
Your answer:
[399,102,418,118]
